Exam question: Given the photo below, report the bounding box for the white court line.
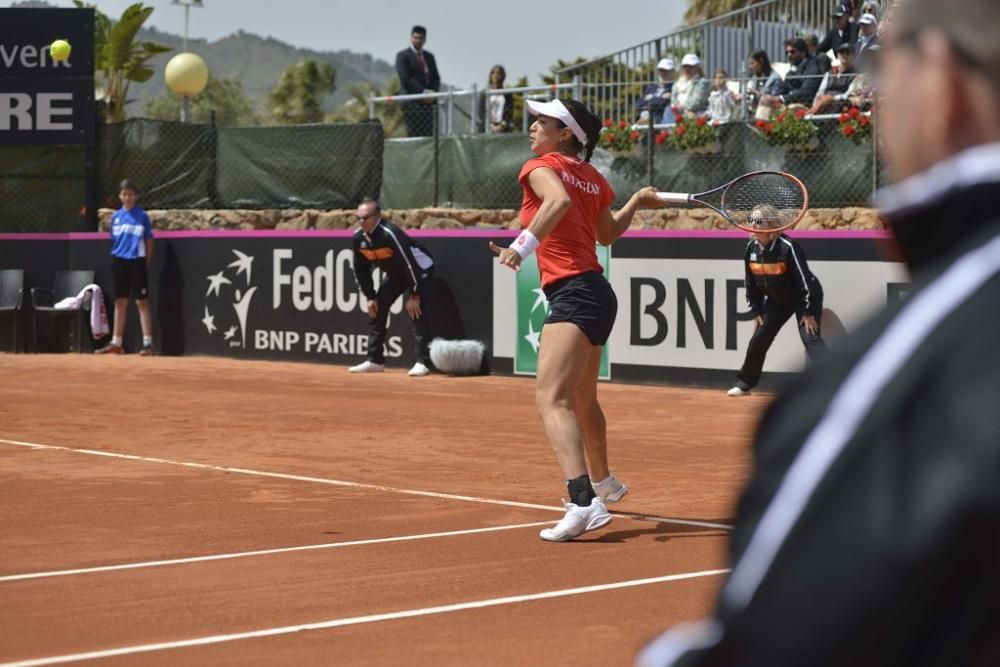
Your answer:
[0,568,730,667]
[0,439,733,530]
[0,521,554,584]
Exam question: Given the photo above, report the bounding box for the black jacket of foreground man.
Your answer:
[638,144,1000,667]
[351,219,434,300]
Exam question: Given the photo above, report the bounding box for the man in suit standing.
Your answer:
[395,25,441,137]
[855,13,880,71]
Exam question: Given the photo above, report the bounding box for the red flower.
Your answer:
[605,131,616,142]
[674,115,684,125]
[618,119,628,129]
[696,116,707,127]
[859,116,870,127]
[603,118,613,128]
[655,133,666,145]
[776,113,787,123]
[755,119,767,129]
[848,107,861,119]
[629,131,641,141]
[842,125,856,137]
[795,109,806,119]
[839,113,849,123]
[661,128,671,137]
[675,125,686,136]
[764,122,774,133]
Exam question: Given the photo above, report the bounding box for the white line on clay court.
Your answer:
[0,568,730,667]
[0,439,733,530]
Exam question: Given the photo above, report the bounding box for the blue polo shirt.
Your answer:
[110,206,153,259]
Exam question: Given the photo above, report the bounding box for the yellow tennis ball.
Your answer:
[50,39,72,62]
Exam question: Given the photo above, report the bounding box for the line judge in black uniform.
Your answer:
[638,0,1000,664]
[395,25,440,137]
[349,199,435,376]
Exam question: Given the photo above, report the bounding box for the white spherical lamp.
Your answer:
[165,52,209,97]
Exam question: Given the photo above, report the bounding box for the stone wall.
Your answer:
[98,206,885,232]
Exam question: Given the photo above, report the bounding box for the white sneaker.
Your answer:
[539,498,612,542]
[408,362,430,377]
[349,360,384,373]
[592,473,628,504]
[727,386,750,396]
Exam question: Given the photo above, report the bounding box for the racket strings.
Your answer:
[722,173,806,230]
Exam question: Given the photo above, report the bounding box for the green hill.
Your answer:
[136,27,397,112]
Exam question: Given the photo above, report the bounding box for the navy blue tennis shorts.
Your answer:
[543,271,617,346]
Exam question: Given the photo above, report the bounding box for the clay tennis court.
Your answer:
[0,355,768,666]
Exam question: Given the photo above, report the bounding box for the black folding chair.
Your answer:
[0,269,25,353]
[30,270,96,353]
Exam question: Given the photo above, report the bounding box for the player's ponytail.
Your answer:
[561,99,602,163]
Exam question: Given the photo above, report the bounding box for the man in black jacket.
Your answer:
[639,0,1000,664]
[760,38,823,108]
[728,220,825,397]
[818,3,859,55]
[394,25,440,137]
[349,199,435,376]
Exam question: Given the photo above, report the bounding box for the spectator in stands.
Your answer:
[744,49,784,118]
[671,53,711,116]
[855,13,881,71]
[845,48,879,110]
[636,58,675,122]
[707,69,739,122]
[395,25,441,137]
[807,42,858,114]
[818,3,859,55]
[477,64,513,133]
[805,34,832,74]
[759,38,822,110]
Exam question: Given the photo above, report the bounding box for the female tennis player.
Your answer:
[491,98,664,541]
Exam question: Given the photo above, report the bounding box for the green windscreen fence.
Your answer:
[0,116,884,232]
[0,145,87,233]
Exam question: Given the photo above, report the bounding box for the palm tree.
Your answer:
[74,1,172,123]
[326,76,404,138]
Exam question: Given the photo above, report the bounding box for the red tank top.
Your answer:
[518,152,615,288]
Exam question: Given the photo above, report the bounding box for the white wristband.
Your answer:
[511,229,539,259]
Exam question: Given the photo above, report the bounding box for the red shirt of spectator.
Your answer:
[518,151,615,288]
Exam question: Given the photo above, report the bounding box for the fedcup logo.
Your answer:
[202,250,257,348]
[514,247,611,378]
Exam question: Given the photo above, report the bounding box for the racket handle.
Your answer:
[656,192,691,204]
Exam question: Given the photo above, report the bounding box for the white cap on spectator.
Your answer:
[858,13,877,25]
[681,53,701,67]
[525,99,588,145]
[656,58,675,71]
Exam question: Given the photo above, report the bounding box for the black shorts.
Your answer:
[112,257,149,300]
[543,271,617,346]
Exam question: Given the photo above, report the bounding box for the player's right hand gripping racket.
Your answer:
[656,170,809,233]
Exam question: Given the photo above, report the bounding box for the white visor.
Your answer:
[525,99,589,146]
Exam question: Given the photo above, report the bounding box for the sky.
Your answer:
[29,0,689,87]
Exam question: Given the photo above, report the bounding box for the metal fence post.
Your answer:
[470,84,478,133]
[646,111,655,187]
[208,109,219,207]
[433,106,440,207]
[368,92,376,120]
[573,74,583,102]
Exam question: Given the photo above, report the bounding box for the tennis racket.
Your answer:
[656,170,808,233]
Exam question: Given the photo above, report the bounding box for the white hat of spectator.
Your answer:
[524,99,589,146]
[858,13,877,25]
[656,58,675,71]
[681,53,701,67]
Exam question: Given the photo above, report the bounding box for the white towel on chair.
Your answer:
[54,284,109,339]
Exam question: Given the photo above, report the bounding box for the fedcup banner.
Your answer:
[514,246,611,379]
